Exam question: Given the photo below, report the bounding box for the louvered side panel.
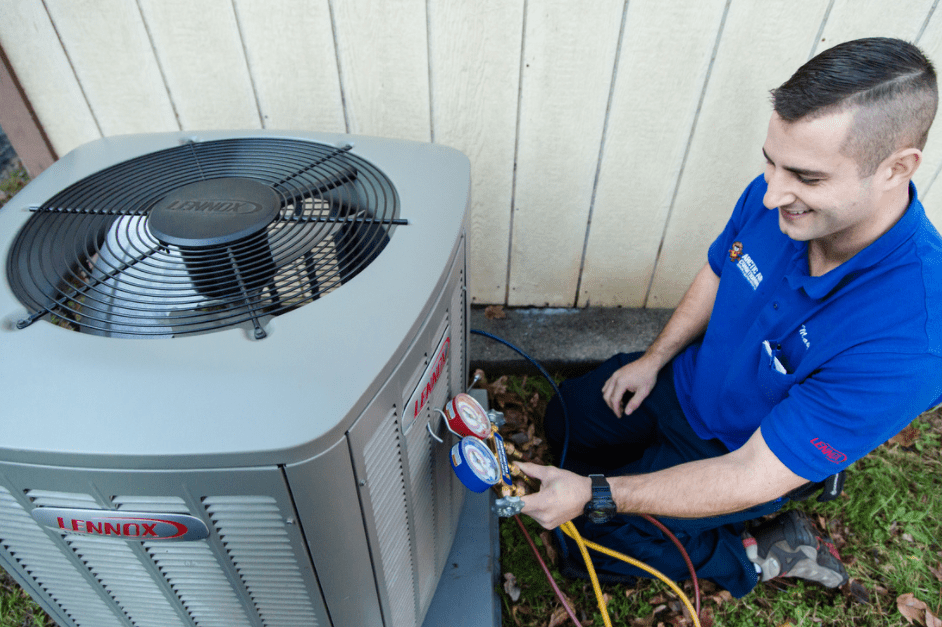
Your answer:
[0,487,126,627]
[27,490,99,509]
[204,497,318,627]
[112,496,253,627]
[449,240,467,398]
[67,535,188,627]
[364,410,416,627]
[446,239,469,547]
[405,391,437,612]
[145,542,252,627]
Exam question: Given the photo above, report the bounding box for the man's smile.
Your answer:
[780,205,813,218]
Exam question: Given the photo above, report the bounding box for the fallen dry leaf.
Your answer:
[503,572,522,602]
[510,604,527,626]
[540,530,558,564]
[547,605,571,627]
[928,562,942,582]
[484,305,506,320]
[841,578,870,605]
[890,424,920,448]
[488,375,508,397]
[898,592,942,626]
[698,607,715,627]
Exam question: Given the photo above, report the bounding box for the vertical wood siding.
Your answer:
[1,0,940,307]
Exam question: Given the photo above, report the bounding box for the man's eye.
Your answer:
[797,176,822,185]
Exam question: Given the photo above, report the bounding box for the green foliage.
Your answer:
[0,571,53,627]
[0,167,29,209]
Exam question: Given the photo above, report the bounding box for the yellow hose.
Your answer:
[560,521,702,627]
[561,521,613,627]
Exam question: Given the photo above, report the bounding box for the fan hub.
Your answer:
[148,178,280,247]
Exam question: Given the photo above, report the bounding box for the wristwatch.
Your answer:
[583,474,616,524]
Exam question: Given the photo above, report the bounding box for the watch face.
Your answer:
[584,475,615,523]
[584,499,616,524]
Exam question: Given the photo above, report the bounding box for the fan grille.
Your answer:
[7,138,402,338]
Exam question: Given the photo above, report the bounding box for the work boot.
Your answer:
[743,510,848,588]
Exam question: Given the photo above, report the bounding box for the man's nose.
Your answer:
[763,168,797,209]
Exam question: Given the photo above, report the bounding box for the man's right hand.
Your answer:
[601,263,719,417]
[601,356,659,417]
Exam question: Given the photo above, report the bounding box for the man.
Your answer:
[517,37,942,597]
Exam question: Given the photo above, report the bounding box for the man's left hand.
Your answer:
[516,461,593,530]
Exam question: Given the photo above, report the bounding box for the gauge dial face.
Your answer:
[462,438,500,483]
[448,393,490,439]
[450,436,501,492]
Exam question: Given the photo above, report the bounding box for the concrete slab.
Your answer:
[470,306,673,376]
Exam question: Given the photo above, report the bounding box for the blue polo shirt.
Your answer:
[672,174,942,482]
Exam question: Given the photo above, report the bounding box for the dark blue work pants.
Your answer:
[543,352,784,597]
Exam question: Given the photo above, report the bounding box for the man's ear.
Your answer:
[880,148,922,190]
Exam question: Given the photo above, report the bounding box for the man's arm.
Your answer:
[602,262,720,416]
[518,427,807,530]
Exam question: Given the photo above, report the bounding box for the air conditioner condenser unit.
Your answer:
[0,130,481,627]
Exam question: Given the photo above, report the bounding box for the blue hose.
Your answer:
[470,328,571,468]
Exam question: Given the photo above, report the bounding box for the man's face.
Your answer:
[762,110,881,250]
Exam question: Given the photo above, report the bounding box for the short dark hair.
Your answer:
[771,37,938,176]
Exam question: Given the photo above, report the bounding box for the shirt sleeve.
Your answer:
[707,174,766,276]
[760,349,942,481]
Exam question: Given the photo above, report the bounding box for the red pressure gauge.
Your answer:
[443,393,491,439]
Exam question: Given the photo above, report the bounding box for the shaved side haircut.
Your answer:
[772,37,938,176]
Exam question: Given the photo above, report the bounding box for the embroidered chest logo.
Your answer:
[729,242,763,290]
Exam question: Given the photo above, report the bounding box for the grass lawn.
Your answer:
[488,372,942,627]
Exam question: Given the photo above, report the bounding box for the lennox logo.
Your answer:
[31,508,210,541]
[810,438,847,464]
[164,199,264,215]
[413,337,450,419]
[403,333,452,434]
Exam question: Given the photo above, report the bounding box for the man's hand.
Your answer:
[601,356,659,416]
[516,461,592,530]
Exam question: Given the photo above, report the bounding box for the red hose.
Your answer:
[641,514,701,618]
[513,515,583,627]
[513,511,701,622]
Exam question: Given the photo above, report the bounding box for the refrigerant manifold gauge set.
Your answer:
[442,393,533,517]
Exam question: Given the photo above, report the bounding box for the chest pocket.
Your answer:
[756,339,798,405]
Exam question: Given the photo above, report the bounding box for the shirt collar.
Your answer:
[786,182,923,299]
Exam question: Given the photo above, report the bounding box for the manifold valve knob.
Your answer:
[487,409,506,428]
